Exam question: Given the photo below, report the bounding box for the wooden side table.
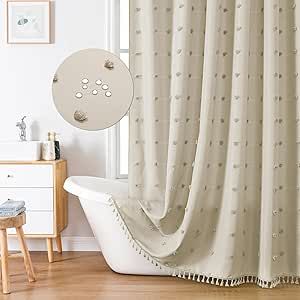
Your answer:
[0,159,68,263]
[0,213,36,294]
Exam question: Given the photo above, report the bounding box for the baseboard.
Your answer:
[8,236,101,252]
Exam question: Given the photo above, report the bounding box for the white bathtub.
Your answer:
[64,176,169,276]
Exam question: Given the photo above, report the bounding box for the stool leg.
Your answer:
[56,234,62,254]
[16,226,36,282]
[46,238,54,263]
[0,229,10,294]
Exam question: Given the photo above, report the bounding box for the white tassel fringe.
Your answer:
[109,198,300,289]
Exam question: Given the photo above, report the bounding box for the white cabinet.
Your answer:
[8,212,54,235]
[0,165,53,187]
[0,160,68,262]
[0,188,54,211]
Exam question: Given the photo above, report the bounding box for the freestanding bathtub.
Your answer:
[64,176,169,276]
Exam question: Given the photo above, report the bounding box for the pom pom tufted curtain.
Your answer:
[114,0,300,287]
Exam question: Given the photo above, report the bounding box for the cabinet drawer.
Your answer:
[0,165,53,188]
[0,188,53,211]
[8,211,54,235]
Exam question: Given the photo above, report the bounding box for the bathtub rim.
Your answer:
[64,176,127,204]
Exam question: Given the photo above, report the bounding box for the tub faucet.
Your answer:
[16,116,27,141]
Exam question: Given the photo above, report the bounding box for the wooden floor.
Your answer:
[2,252,299,299]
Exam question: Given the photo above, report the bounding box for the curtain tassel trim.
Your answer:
[108,198,300,288]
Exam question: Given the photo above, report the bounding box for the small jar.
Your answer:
[42,141,56,161]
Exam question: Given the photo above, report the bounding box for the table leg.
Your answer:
[0,229,10,294]
[16,226,36,282]
[46,238,54,263]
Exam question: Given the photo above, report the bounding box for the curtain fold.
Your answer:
[115,0,300,287]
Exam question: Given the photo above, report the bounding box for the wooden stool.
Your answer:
[0,213,36,294]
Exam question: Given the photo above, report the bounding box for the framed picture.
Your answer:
[7,1,51,44]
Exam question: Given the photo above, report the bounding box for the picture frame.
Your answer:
[7,0,51,44]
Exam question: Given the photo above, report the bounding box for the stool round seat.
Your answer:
[0,212,36,294]
[0,213,26,229]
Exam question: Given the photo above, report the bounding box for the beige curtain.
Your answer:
[114,0,300,287]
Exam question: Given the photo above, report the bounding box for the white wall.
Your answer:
[0,0,110,242]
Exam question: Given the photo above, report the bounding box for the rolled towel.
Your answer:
[0,207,26,218]
[0,200,25,212]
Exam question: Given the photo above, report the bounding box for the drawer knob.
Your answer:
[7,174,14,178]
